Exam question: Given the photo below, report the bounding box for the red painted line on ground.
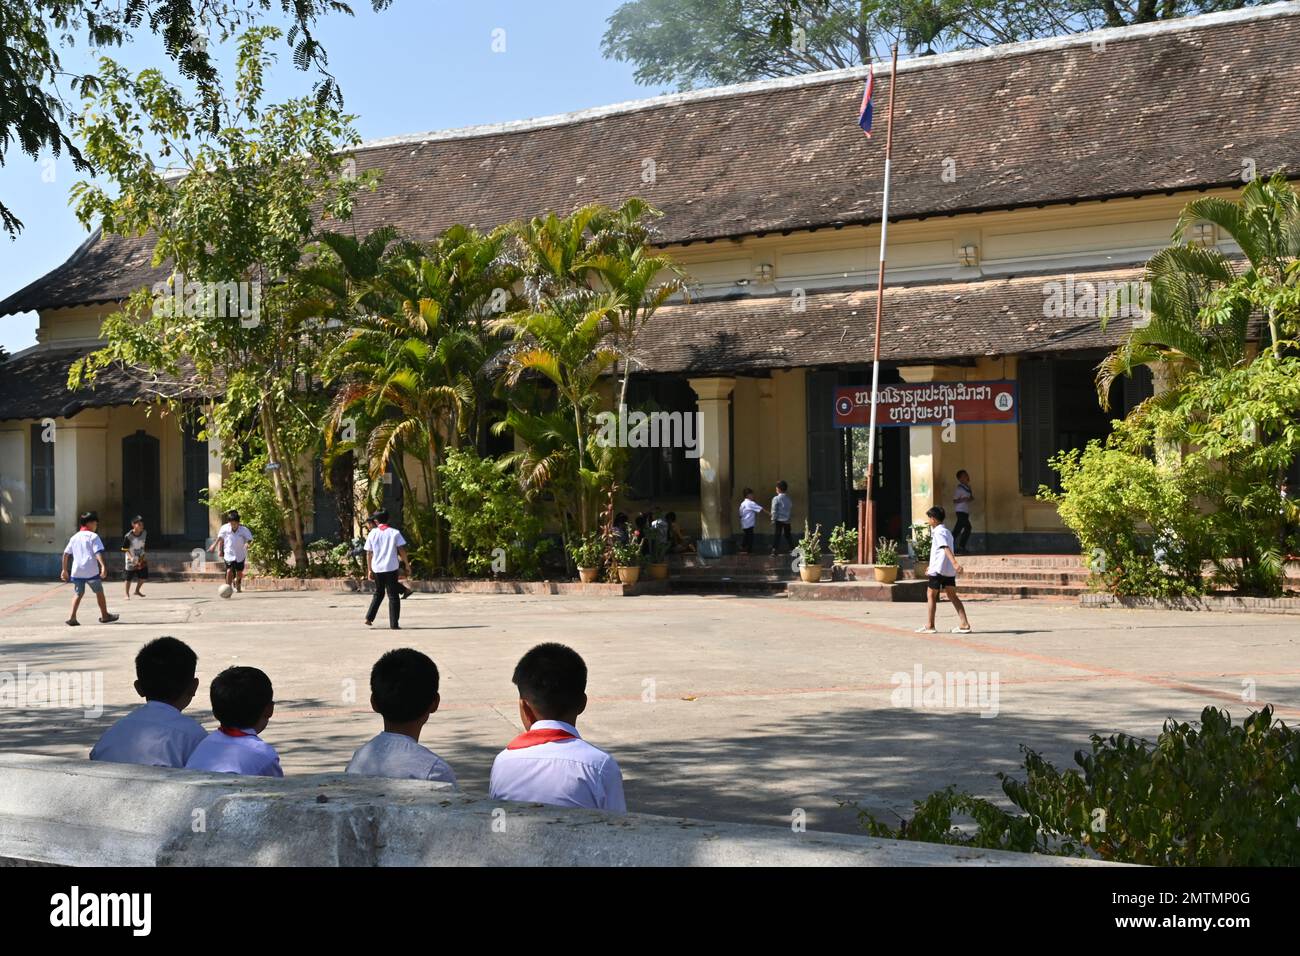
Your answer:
[772,603,1300,717]
[0,583,65,619]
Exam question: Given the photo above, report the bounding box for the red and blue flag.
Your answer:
[858,67,875,137]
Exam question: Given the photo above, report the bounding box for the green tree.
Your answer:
[68,28,375,572]
[315,225,518,570]
[0,0,390,237]
[605,0,1264,90]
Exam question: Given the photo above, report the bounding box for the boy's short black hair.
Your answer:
[135,637,197,702]
[956,469,969,480]
[210,666,273,728]
[130,515,145,525]
[370,648,440,722]
[742,487,753,496]
[776,480,788,492]
[926,506,946,522]
[372,508,389,523]
[512,643,587,718]
[225,509,240,522]
[79,511,98,525]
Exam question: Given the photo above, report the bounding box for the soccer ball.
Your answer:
[217,584,234,599]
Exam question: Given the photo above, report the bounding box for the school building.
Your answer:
[2,5,1299,572]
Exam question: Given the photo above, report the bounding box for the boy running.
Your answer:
[210,509,254,593]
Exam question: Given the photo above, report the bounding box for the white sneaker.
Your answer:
[915,625,937,633]
[951,626,972,634]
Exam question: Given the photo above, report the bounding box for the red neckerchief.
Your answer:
[506,727,578,750]
[378,524,390,531]
[218,726,253,738]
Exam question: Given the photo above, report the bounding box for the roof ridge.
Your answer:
[352,1,1300,154]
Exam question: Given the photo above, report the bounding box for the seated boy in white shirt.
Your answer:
[90,636,207,768]
[345,648,457,786]
[185,666,283,777]
[489,643,626,813]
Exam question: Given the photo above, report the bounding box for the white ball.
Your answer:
[217,584,234,599]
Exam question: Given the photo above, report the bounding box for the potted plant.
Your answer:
[798,520,824,582]
[612,540,644,585]
[570,533,604,583]
[829,523,859,565]
[873,537,900,584]
[646,534,670,580]
[909,520,933,578]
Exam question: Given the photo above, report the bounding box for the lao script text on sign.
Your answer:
[833,381,1018,428]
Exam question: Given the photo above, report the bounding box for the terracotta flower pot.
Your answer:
[799,564,823,583]
[578,567,600,583]
[648,562,669,581]
[617,565,642,585]
[874,565,899,584]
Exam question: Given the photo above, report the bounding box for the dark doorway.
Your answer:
[381,460,404,528]
[122,430,161,539]
[182,419,209,543]
[312,456,350,542]
[809,368,908,543]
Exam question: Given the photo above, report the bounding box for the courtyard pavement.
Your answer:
[2,580,1297,835]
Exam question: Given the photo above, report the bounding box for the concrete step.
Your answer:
[953,554,1085,570]
[960,570,1090,585]
[960,583,1085,599]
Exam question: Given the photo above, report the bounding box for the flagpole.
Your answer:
[862,43,899,566]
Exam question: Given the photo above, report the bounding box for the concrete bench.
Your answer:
[0,753,1117,867]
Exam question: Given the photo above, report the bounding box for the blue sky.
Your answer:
[0,0,667,354]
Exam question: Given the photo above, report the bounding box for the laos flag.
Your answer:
[858,68,874,137]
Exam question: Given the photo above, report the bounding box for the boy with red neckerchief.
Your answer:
[489,643,626,813]
[185,666,282,777]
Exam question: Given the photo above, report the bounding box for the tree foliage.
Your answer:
[603,0,1263,90]
[0,0,390,236]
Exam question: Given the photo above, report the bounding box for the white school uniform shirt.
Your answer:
[739,499,763,530]
[64,529,104,579]
[185,727,283,777]
[216,523,254,562]
[89,700,208,768]
[928,524,958,577]
[364,525,407,573]
[954,482,974,514]
[489,719,626,813]
[771,492,792,523]
[345,731,458,787]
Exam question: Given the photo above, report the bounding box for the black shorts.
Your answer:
[225,560,246,572]
[125,566,149,581]
[927,574,957,590]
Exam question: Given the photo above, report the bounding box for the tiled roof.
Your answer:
[0,347,213,421]
[631,267,1146,373]
[2,4,1297,316]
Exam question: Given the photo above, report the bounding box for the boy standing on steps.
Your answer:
[770,480,794,555]
[61,511,119,626]
[738,489,763,555]
[953,470,974,555]
[917,506,972,635]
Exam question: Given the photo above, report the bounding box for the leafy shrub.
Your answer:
[829,523,858,563]
[436,449,549,578]
[798,520,822,562]
[857,705,1300,866]
[611,541,643,567]
[569,532,604,569]
[1042,441,1209,597]
[306,539,351,578]
[206,456,291,576]
[909,520,931,561]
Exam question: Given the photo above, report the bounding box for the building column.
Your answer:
[54,410,109,532]
[898,366,941,548]
[206,414,224,540]
[1148,362,1182,468]
[688,376,735,558]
